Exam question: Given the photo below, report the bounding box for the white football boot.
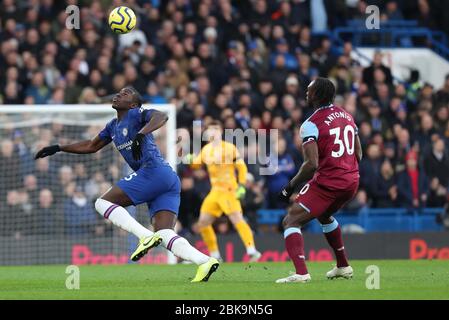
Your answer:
[326,266,353,279]
[248,250,262,262]
[275,273,311,284]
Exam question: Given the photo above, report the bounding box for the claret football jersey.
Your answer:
[300,105,360,190]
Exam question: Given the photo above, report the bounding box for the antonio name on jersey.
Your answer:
[324,111,352,127]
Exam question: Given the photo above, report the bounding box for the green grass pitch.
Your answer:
[0,260,448,300]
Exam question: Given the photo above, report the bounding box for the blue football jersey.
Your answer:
[99,107,169,171]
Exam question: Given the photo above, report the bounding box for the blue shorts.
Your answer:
[117,165,181,217]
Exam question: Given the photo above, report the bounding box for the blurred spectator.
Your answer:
[415,113,437,153]
[372,160,398,208]
[311,38,336,77]
[34,157,53,189]
[266,137,296,208]
[423,138,449,187]
[54,165,74,201]
[359,144,383,197]
[79,87,100,104]
[0,190,21,237]
[427,178,448,208]
[64,71,83,104]
[436,74,449,105]
[63,186,96,236]
[25,72,50,104]
[241,173,264,232]
[362,52,393,86]
[143,82,168,104]
[385,1,404,20]
[40,53,61,89]
[35,189,64,236]
[23,174,39,203]
[0,139,20,194]
[178,175,202,234]
[397,151,429,208]
[2,82,21,104]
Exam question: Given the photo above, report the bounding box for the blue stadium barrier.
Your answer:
[257,209,285,226]
[347,20,419,28]
[256,208,445,233]
[329,20,449,60]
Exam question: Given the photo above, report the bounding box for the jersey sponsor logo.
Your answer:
[116,140,133,151]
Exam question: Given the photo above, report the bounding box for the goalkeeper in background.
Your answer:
[186,121,261,262]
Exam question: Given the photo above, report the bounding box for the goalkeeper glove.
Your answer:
[35,145,60,159]
[278,182,294,203]
[184,153,194,164]
[236,184,246,200]
[131,133,145,161]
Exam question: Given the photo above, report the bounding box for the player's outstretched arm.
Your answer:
[279,141,319,202]
[34,135,109,159]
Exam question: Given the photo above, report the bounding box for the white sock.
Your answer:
[95,198,153,239]
[246,246,257,255]
[210,250,222,260]
[157,229,209,265]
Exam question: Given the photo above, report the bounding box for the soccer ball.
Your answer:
[108,6,137,34]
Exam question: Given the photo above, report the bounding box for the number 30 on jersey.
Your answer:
[330,125,355,158]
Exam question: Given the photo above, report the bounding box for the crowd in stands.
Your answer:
[0,0,449,237]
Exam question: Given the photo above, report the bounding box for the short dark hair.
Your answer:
[312,77,336,106]
[125,86,142,108]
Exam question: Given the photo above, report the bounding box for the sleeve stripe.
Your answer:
[302,137,317,145]
[303,136,317,141]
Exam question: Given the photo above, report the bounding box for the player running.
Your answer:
[277,78,362,283]
[35,87,219,282]
[186,121,261,262]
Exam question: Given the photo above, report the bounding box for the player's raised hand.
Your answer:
[131,133,145,161]
[278,183,294,203]
[34,145,61,159]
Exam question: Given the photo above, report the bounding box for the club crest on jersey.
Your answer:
[122,128,128,137]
